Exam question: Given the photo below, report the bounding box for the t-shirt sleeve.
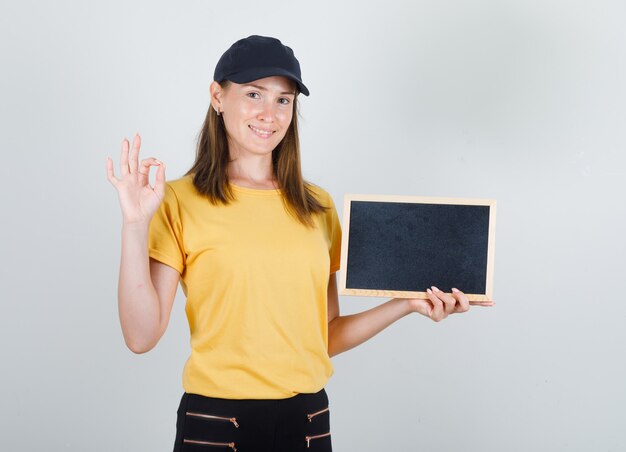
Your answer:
[326,192,342,274]
[148,183,185,274]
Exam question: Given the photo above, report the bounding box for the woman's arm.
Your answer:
[107,134,179,353]
[327,272,412,357]
[326,273,492,357]
[118,222,179,353]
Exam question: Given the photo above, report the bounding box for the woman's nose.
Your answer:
[256,101,276,122]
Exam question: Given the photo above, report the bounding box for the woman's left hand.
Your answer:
[406,287,495,322]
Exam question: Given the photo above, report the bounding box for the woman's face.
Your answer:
[212,76,296,158]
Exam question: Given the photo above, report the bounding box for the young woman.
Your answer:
[106,35,493,452]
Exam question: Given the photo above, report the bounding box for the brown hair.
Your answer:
[185,81,329,228]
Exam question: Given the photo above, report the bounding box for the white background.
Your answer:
[1,0,624,450]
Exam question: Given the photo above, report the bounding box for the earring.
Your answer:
[216,108,221,116]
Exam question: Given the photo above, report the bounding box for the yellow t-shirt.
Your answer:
[148,174,342,399]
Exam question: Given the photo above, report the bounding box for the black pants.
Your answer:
[173,388,332,452]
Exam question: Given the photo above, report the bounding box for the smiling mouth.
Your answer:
[249,125,275,138]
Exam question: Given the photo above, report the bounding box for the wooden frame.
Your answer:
[338,194,497,302]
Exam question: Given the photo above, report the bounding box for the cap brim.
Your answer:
[222,66,310,96]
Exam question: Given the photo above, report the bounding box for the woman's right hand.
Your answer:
[106,133,166,225]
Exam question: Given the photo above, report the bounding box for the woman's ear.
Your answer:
[209,81,223,113]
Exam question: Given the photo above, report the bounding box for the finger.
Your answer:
[426,288,445,322]
[120,138,130,176]
[106,157,119,186]
[451,288,470,313]
[469,301,496,307]
[137,157,160,185]
[129,133,140,174]
[432,286,456,315]
[153,160,166,198]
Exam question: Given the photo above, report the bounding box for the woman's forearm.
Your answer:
[118,221,161,353]
[327,298,412,357]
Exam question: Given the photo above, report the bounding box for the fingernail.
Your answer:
[155,159,161,165]
[432,286,440,292]
[452,288,459,293]
[426,288,432,294]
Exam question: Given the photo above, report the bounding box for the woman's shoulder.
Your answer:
[164,174,195,194]
[156,174,198,206]
[305,181,338,212]
[305,181,332,200]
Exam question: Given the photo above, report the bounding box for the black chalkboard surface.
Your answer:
[338,194,496,302]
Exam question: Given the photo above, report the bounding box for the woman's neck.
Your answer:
[227,154,278,189]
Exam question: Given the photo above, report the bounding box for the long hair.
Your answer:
[185,81,329,228]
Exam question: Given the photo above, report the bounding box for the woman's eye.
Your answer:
[247,92,260,99]
[278,98,290,105]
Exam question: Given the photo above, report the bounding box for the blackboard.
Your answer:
[338,194,496,302]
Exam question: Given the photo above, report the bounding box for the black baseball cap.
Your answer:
[213,35,310,96]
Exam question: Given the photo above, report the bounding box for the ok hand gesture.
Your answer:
[106,133,166,226]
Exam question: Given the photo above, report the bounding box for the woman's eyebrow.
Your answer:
[243,83,296,95]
